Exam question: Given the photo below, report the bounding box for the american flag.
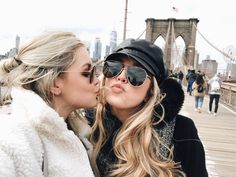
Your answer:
[172,6,179,12]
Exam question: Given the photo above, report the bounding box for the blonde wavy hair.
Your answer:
[91,76,185,177]
[0,31,92,133]
[0,31,84,106]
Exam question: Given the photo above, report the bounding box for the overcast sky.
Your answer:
[0,0,235,71]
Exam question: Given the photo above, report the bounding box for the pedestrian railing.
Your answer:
[220,82,236,111]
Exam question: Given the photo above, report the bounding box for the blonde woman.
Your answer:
[86,39,208,177]
[0,31,99,177]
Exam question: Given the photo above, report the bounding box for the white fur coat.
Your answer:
[0,88,94,177]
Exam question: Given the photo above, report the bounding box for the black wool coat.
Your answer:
[86,78,208,177]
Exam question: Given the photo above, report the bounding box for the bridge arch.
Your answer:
[154,35,165,50]
[145,18,199,70]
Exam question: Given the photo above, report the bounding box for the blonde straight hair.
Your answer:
[91,76,185,177]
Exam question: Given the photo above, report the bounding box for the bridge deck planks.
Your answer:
[181,90,236,177]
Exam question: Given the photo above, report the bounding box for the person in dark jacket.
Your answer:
[86,39,208,177]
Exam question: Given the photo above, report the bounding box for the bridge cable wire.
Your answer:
[171,21,184,69]
[171,21,189,75]
[163,21,172,60]
[193,23,236,64]
[136,26,148,39]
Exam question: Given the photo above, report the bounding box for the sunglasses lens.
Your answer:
[103,61,148,86]
[103,61,122,78]
[127,67,147,86]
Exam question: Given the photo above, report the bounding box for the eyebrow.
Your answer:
[81,63,92,70]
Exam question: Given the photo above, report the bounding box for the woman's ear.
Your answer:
[144,89,153,103]
[144,78,154,102]
[50,78,62,95]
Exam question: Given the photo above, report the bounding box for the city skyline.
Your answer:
[0,0,235,70]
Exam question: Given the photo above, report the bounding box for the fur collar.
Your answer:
[11,88,68,136]
[159,78,185,122]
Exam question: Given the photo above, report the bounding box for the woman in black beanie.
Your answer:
[87,39,208,177]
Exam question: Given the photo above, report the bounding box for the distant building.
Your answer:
[93,37,102,62]
[226,63,236,78]
[83,40,91,55]
[0,55,6,60]
[16,35,20,50]
[105,45,110,58]
[7,48,18,58]
[224,45,236,78]
[201,55,218,78]
[3,35,20,58]
[109,30,117,53]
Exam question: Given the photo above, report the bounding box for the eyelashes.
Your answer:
[81,71,92,78]
[61,65,95,84]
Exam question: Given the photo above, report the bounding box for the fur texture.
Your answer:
[159,78,185,122]
[0,88,94,177]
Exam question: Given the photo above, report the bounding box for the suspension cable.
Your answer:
[136,26,147,39]
[171,21,184,68]
[193,23,236,64]
[171,22,189,74]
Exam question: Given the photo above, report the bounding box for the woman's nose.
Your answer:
[116,69,128,83]
[93,75,100,86]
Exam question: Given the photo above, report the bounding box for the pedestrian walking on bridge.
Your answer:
[208,73,222,116]
[192,75,208,113]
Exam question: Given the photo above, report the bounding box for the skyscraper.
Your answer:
[83,40,91,56]
[93,37,102,62]
[109,30,117,53]
[7,35,20,58]
[15,35,20,51]
[105,45,110,57]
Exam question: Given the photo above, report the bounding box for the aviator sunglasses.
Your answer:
[61,65,96,84]
[103,60,151,86]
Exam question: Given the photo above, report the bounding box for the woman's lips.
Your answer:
[111,84,124,93]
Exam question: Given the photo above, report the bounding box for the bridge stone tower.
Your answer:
[145,18,199,70]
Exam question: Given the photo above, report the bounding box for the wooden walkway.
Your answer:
[180,89,236,177]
